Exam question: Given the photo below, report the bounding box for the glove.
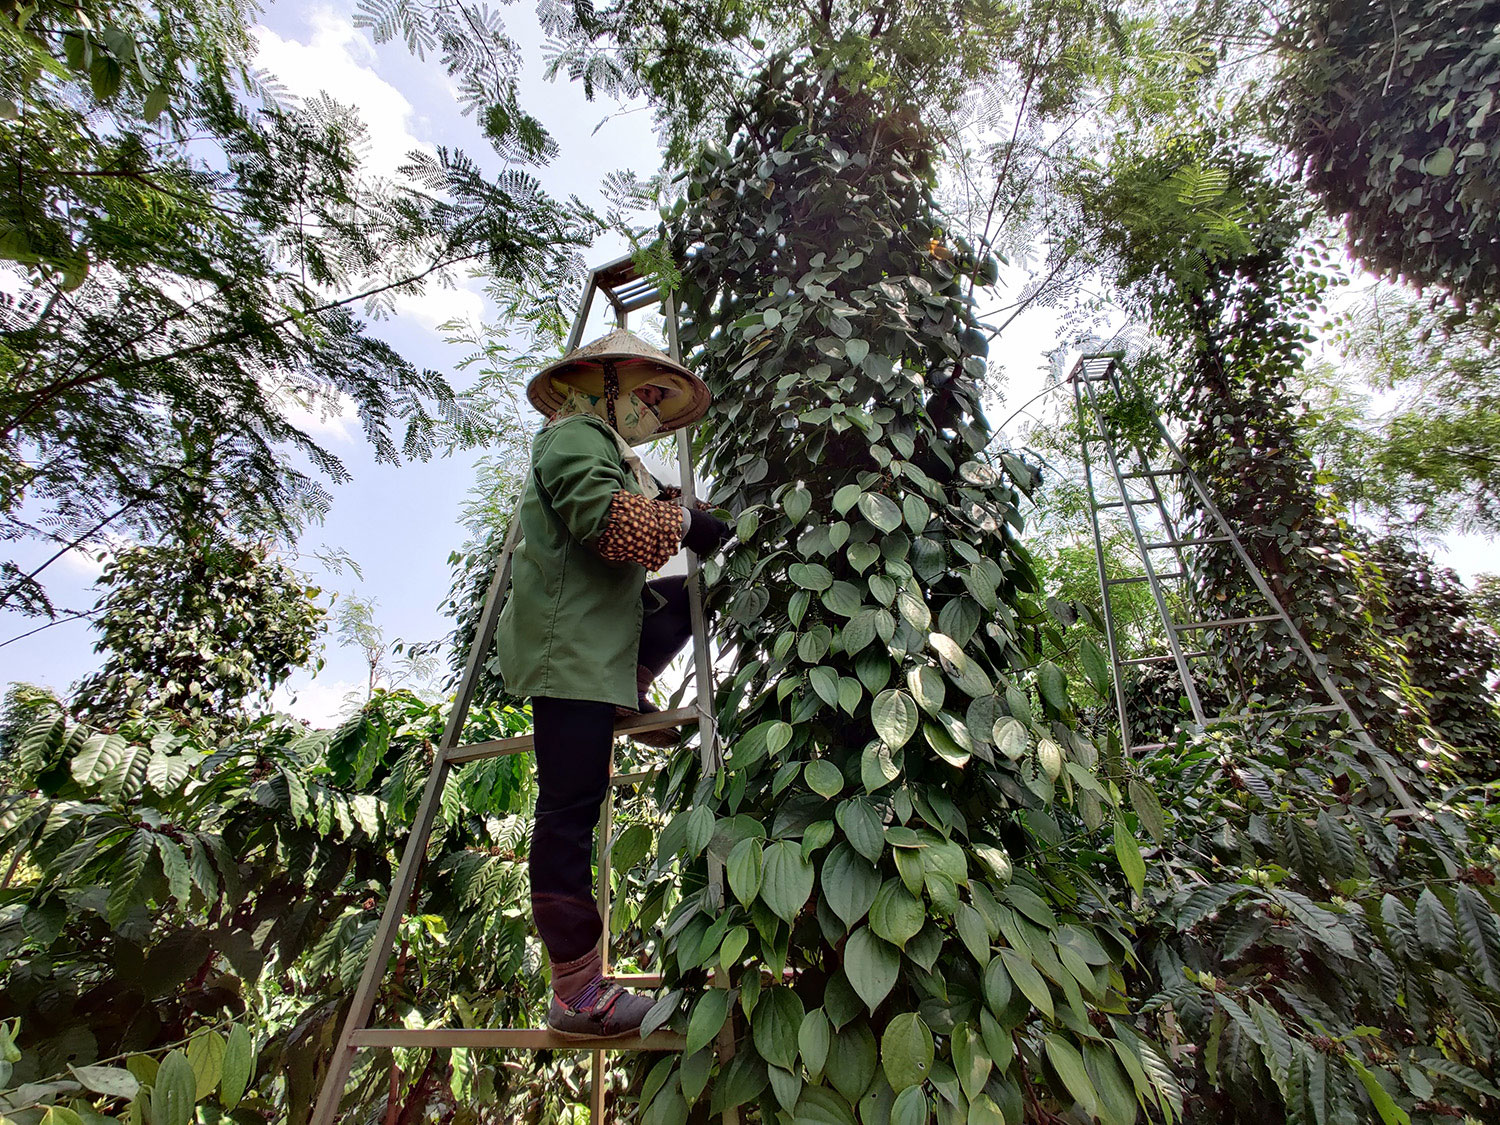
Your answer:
[682,508,732,556]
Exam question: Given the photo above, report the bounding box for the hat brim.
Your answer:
[528,350,711,432]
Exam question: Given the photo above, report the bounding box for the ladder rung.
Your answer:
[446,707,700,764]
[1106,572,1184,586]
[1132,742,1168,753]
[1142,535,1229,549]
[1096,497,1156,509]
[1120,651,1208,666]
[1173,614,1281,631]
[1212,704,1345,721]
[349,1028,685,1051]
[1122,468,1184,479]
[612,972,664,988]
[613,288,663,313]
[611,769,660,788]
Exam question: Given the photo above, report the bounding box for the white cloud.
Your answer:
[253,9,435,181]
[393,281,486,335]
[57,546,108,580]
[57,532,136,581]
[276,386,361,444]
[253,11,491,341]
[273,676,366,727]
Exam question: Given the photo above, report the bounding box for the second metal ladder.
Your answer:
[1069,353,1369,755]
[310,255,728,1125]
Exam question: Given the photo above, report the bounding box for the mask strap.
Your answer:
[602,361,620,431]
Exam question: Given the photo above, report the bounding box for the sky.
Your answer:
[0,2,1490,721]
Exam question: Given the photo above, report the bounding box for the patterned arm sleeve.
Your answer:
[594,491,684,571]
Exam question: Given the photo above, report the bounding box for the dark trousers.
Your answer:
[530,577,692,963]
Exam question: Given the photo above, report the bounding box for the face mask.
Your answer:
[611,389,664,444]
[547,386,662,444]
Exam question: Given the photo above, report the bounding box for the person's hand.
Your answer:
[683,509,732,556]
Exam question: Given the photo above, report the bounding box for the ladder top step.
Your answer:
[593,255,663,311]
[446,706,699,764]
[350,1027,686,1051]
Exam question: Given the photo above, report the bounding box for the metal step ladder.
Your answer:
[1068,353,1384,758]
[310,255,727,1125]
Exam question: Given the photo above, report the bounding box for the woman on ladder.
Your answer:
[496,329,732,1039]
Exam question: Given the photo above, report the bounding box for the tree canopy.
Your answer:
[1276,0,1500,302]
[0,0,596,617]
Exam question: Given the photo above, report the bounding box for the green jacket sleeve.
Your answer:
[532,418,630,545]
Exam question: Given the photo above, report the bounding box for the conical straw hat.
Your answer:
[528,328,710,431]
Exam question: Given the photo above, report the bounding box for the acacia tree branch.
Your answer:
[0,458,208,611]
[0,608,99,649]
[0,246,489,443]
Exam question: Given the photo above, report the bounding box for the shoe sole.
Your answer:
[629,733,680,748]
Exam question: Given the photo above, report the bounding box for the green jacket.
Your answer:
[496,413,647,708]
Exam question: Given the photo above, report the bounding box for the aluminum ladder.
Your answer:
[1069,352,1374,754]
[310,254,727,1125]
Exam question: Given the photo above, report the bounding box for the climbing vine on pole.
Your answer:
[636,55,1175,1125]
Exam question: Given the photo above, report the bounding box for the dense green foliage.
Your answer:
[1303,291,1500,539]
[1364,537,1500,771]
[1276,0,1500,301]
[0,686,563,1125]
[72,540,323,726]
[1134,717,1500,1125]
[628,52,1177,1125]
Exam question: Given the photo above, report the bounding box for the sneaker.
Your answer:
[547,983,657,1040]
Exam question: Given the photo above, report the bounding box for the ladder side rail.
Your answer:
[666,294,741,1125]
[1072,377,1138,758]
[438,504,526,752]
[597,744,616,976]
[312,495,529,1125]
[1080,376,1209,727]
[591,1050,607,1123]
[664,294,725,905]
[592,744,615,1120]
[565,274,602,353]
[310,749,457,1125]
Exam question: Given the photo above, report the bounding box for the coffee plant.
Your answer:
[0,690,557,1125]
